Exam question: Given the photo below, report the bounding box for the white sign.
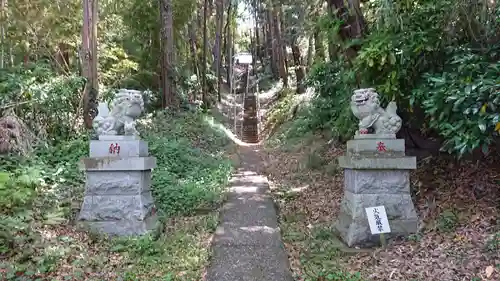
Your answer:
[365,206,391,234]
[233,53,253,65]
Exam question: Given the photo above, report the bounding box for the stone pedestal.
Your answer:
[78,135,157,236]
[335,134,418,247]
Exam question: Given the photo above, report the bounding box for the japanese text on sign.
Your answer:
[109,143,121,155]
[365,206,391,234]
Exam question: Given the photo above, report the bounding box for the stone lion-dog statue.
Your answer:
[350,88,402,135]
[93,89,145,136]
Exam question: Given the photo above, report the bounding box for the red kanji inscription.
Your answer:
[109,143,120,154]
[376,141,387,152]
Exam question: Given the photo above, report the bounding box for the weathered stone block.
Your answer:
[338,156,416,170]
[80,157,156,171]
[335,211,418,247]
[90,140,148,157]
[85,170,151,195]
[344,169,410,194]
[78,213,158,236]
[339,190,418,221]
[78,192,154,221]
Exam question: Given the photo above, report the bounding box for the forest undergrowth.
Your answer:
[0,93,235,280]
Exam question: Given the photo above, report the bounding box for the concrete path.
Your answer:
[205,145,293,281]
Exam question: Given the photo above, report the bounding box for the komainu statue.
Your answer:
[93,89,145,136]
[350,88,402,135]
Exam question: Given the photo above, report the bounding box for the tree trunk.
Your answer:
[223,0,232,86]
[253,0,262,65]
[313,25,325,63]
[159,0,176,108]
[291,39,305,94]
[201,0,208,106]
[306,34,313,72]
[326,0,365,59]
[214,0,223,102]
[327,31,338,61]
[56,43,71,73]
[266,9,278,78]
[188,23,200,101]
[81,0,98,129]
[0,0,5,69]
[272,4,287,87]
[279,11,289,78]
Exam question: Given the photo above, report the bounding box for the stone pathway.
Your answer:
[205,145,293,281]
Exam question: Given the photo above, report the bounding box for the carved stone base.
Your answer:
[78,212,157,236]
[335,211,418,247]
[78,137,157,236]
[335,138,418,247]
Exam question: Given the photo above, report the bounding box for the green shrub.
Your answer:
[299,60,357,140]
[412,47,500,155]
[0,63,86,142]
[141,110,232,216]
[0,171,39,213]
[0,136,88,260]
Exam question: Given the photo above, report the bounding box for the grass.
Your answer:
[0,109,234,280]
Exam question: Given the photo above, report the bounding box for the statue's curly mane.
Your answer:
[109,92,144,119]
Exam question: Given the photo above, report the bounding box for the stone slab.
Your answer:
[205,244,293,281]
[335,211,418,247]
[85,170,151,195]
[339,190,418,220]
[78,192,154,221]
[80,156,156,171]
[354,133,396,140]
[344,169,410,194]
[98,135,141,141]
[228,173,269,194]
[221,192,279,228]
[338,155,416,169]
[90,139,148,157]
[78,213,157,236]
[347,138,405,154]
[213,223,282,247]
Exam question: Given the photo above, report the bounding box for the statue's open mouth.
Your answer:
[354,96,369,105]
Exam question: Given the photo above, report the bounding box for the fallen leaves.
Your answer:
[2,214,218,281]
[262,135,500,281]
[485,265,495,278]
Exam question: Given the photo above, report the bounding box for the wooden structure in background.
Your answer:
[81,0,99,129]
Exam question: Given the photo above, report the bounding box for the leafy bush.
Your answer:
[0,136,87,261]
[0,171,38,213]
[142,110,232,216]
[412,47,500,155]
[268,60,358,143]
[0,63,85,142]
[304,61,358,139]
